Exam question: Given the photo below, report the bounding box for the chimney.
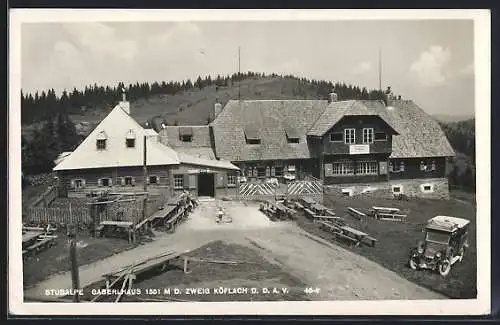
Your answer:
[210,99,223,122]
[119,86,130,114]
[329,92,338,103]
[215,102,222,118]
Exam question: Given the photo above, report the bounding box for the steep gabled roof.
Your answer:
[53,105,180,171]
[307,100,399,136]
[211,100,329,161]
[159,126,212,147]
[387,100,455,158]
[159,125,216,160]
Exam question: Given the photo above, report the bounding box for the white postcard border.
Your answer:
[8,9,491,316]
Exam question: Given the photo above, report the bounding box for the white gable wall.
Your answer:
[54,105,180,171]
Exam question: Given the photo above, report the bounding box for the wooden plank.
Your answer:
[364,235,378,247]
[348,207,366,217]
[341,225,368,237]
[372,206,400,212]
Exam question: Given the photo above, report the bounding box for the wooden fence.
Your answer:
[29,185,58,208]
[24,206,92,225]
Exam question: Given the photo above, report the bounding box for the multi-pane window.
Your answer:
[362,128,374,144]
[356,161,378,175]
[332,161,354,176]
[96,139,106,150]
[149,176,158,184]
[174,175,184,189]
[124,176,133,185]
[274,166,283,177]
[96,131,107,150]
[344,129,356,144]
[257,167,266,177]
[227,174,236,186]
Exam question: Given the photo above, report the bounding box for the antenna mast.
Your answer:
[238,46,241,101]
[378,47,382,91]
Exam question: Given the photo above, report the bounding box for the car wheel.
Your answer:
[438,259,451,277]
[409,257,419,270]
[458,247,465,263]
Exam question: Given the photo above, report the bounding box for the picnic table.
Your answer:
[22,231,43,249]
[98,220,135,242]
[370,206,408,222]
[22,230,58,258]
[311,203,328,216]
[301,197,316,208]
[337,225,377,247]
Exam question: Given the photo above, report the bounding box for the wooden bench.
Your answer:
[303,208,316,219]
[24,237,56,256]
[325,209,336,217]
[363,235,378,247]
[294,202,304,210]
[332,231,361,247]
[376,212,407,222]
[347,207,367,220]
[318,221,342,233]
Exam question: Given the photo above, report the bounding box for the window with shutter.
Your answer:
[271,167,276,176]
[132,177,136,185]
[265,166,270,177]
[174,175,183,189]
[183,174,190,189]
[121,177,126,186]
[216,173,224,187]
[70,180,75,189]
[98,179,103,187]
[189,174,196,189]
[81,179,86,187]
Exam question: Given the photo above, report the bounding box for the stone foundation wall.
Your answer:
[324,178,450,200]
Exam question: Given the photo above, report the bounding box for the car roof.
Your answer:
[427,216,470,232]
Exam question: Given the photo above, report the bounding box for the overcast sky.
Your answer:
[21,20,475,116]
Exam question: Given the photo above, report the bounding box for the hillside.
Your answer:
[65,76,384,129]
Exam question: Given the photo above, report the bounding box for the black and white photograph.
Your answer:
[9,9,490,315]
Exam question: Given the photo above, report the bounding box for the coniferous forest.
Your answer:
[20,72,474,192]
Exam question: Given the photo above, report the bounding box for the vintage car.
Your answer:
[409,215,470,276]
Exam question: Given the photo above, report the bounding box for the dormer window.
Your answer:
[362,128,374,144]
[344,128,356,144]
[245,128,261,145]
[96,131,107,150]
[179,127,193,142]
[126,130,136,148]
[284,127,300,144]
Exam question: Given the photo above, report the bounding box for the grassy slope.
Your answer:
[65,77,322,130]
[297,192,477,299]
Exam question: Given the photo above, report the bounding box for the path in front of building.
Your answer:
[25,200,444,300]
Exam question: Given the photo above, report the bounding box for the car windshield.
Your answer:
[426,231,450,244]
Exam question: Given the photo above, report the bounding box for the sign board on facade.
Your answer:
[188,169,212,174]
[349,144,370,155]
[379,161,388,175]
[324,163,333,177]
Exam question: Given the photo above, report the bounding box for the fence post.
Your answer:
[69,235,80,302]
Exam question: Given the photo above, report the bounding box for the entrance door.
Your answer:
[198,173,215,197]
